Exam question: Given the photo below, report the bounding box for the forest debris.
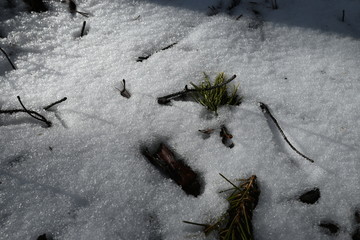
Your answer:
[184,174,260,240]
[298,188,320,204]
[220,125,234,148]
[115,79,131,99]
[136,42,177,62]
[198,128,215,135]
[319,221,339,235]
[259,102,315,163]
[68,0,90,17]
[0,47,17,70]
[158,74,237,105]
[141,143,201,197]
[0,96,66,127]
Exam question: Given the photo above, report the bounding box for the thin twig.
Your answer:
[17,96,52,127]
[0,47,16,70]
[43,97,67,111]
[158,75,237,104]
[342,10,345,22]
[137,42,178,62]
[80,21,86,37]
[259,102,314,163]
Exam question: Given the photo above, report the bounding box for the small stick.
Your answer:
[183,221,209,227]
[137,42,177,62]
[259,102,314,163]
[158,75,236,104]
[80,21,86,37]
[342,10,345,22]
[236,14,243,20]
[0,47,17,70]
[43,97,67,111]
[17,96,52,127]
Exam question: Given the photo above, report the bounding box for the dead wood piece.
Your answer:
[141,143,201,197]
[259,102,315,163]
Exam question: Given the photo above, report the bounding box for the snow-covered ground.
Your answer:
[1,0,360,239]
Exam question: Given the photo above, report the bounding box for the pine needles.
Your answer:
[184,174,260,240]
[190,73,242,115]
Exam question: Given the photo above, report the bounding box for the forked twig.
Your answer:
[259,102,314,163]
[17,96,52,127]
[158,75,237,104]
[0,47,17,70]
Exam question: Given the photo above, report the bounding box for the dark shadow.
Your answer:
[140,0,360,39]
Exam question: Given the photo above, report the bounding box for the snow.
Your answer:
[1,0,360,239]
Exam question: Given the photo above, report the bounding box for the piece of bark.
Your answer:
[141,143,201,197]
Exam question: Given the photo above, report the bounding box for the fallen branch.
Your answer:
[259,102,314,163]
[0,97,68,127]
[0,47,17,70]
[43,97,67,111]
[158,75,236,104]
[141,143,201,197]
[17,96,52,127]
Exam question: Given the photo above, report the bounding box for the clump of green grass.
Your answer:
[184,174,260,240]
[190,72,242,115]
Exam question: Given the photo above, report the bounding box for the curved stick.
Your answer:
[259,102,314,163]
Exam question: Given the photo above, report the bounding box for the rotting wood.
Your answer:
[141,143,201,197]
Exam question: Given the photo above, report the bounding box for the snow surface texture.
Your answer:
[1,0,360,239]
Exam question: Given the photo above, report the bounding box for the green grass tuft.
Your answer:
[190,72,242,115]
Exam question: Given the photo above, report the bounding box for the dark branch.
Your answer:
[17,96,52,127]
[0,47,17,70]
[43,97,67,111]
[259,102,314,163]
[157,75,237,104]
